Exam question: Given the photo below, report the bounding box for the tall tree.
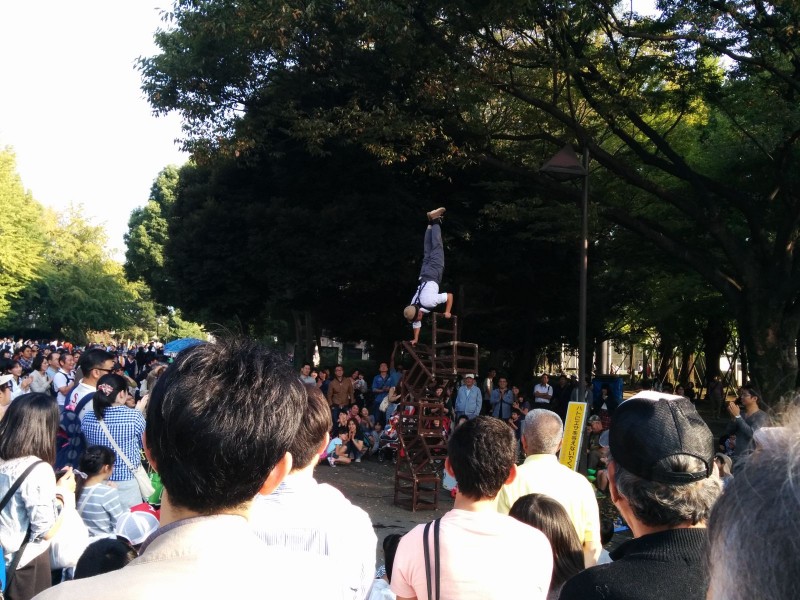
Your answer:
[140,0,800,401]
[0,148,47,320]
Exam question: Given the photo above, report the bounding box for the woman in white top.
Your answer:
[0,393,76,600]
[2,360,31,401]
[28,356,52,395]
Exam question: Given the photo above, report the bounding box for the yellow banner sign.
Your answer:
[559,401,587,471]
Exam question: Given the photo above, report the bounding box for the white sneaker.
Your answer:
[355,457,361,463]
[327,456,336,466]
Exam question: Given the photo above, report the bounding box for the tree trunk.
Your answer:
[702,315,727,382]
[737,306,800,405]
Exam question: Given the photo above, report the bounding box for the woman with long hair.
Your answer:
[510,493,585,600]
[80,374,146,509]
[0,393,76,600]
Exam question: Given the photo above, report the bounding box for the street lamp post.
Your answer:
[541,144,590,406]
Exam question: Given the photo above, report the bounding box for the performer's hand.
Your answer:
[410,339,417,346]
[444,312,452,319]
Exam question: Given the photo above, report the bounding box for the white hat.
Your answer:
[115,511,159,545]
[0,374,13,388]
[463,373,475,379]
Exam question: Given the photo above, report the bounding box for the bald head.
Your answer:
[522,409,564,455]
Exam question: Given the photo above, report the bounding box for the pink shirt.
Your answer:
[391,509,552,600]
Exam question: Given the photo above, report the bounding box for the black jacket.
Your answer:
[559,528,709,600]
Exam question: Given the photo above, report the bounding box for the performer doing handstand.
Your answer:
[403,207,454,345]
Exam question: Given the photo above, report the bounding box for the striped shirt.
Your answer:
[82,406,145,482]
[250,476,377,600]
[77,484,125,537]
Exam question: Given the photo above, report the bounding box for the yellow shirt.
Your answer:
[496,454,600,544]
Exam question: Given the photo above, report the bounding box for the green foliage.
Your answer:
[0,149,46,319]
[139,0,800,399]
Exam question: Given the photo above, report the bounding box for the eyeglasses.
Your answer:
[94,367,114,374]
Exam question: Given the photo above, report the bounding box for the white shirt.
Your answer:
[250,475,377,600]
[534,383,553,403]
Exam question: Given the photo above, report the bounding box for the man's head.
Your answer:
[706,415,799,600]
[521,409,563,456]
[463,373,475,388]
[608,393,721,529]
[288,385,332,472]
[79,349,116,385]
[559,374,568,387]
[146,338,305,514]
[334,364,344,379]
[48,352,61,370]
[300,363,311,377]
[540,374,549,385]
[403,305,419,322]
[379,362,388,374]
[58,353,74,371]
[588,414,603,433]
[446,416,516,500]
[497,377,508,390]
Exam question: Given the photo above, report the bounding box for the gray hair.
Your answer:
[522,409,563,455]
[613,456,722,528]
[707,412,800,600]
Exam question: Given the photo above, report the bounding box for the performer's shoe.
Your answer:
[427,207,446,221]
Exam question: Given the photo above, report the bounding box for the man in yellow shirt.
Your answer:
[496,408,602,566]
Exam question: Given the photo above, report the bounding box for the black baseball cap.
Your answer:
[610,392,714,484]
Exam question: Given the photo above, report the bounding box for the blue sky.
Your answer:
[0,2,187,257]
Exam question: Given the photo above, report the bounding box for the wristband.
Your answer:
[735,415,742,420]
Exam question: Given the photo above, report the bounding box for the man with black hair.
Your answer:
[36,338,336,599]
[559,392,722,600]
[66,349,115,420]
[403,208,455,346]
[250,385,376,600]
[391,416,552,600]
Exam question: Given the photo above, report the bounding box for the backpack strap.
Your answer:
[73,392,94,419]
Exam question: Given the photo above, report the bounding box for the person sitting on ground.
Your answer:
[391,416,552,600]
[250,385,377,600]
[75,446,125,538]
[35,337,336,599]
[509,493,585,600]
[403,208,454,346]
[326,426,352,466]
[347,418,367,462]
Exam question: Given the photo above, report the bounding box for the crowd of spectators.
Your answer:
[0,335,794,600]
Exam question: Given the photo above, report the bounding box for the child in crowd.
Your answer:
[326,426,352,466]
[76,446,125,537]
[367,533,404,600]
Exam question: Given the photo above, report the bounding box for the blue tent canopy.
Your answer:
[163,337,204,354]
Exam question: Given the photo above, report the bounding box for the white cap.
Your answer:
[0,374,13,388]
[463,373,475,379]
[115,511,159,545]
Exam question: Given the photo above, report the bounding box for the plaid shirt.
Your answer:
[82,406,145,482]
